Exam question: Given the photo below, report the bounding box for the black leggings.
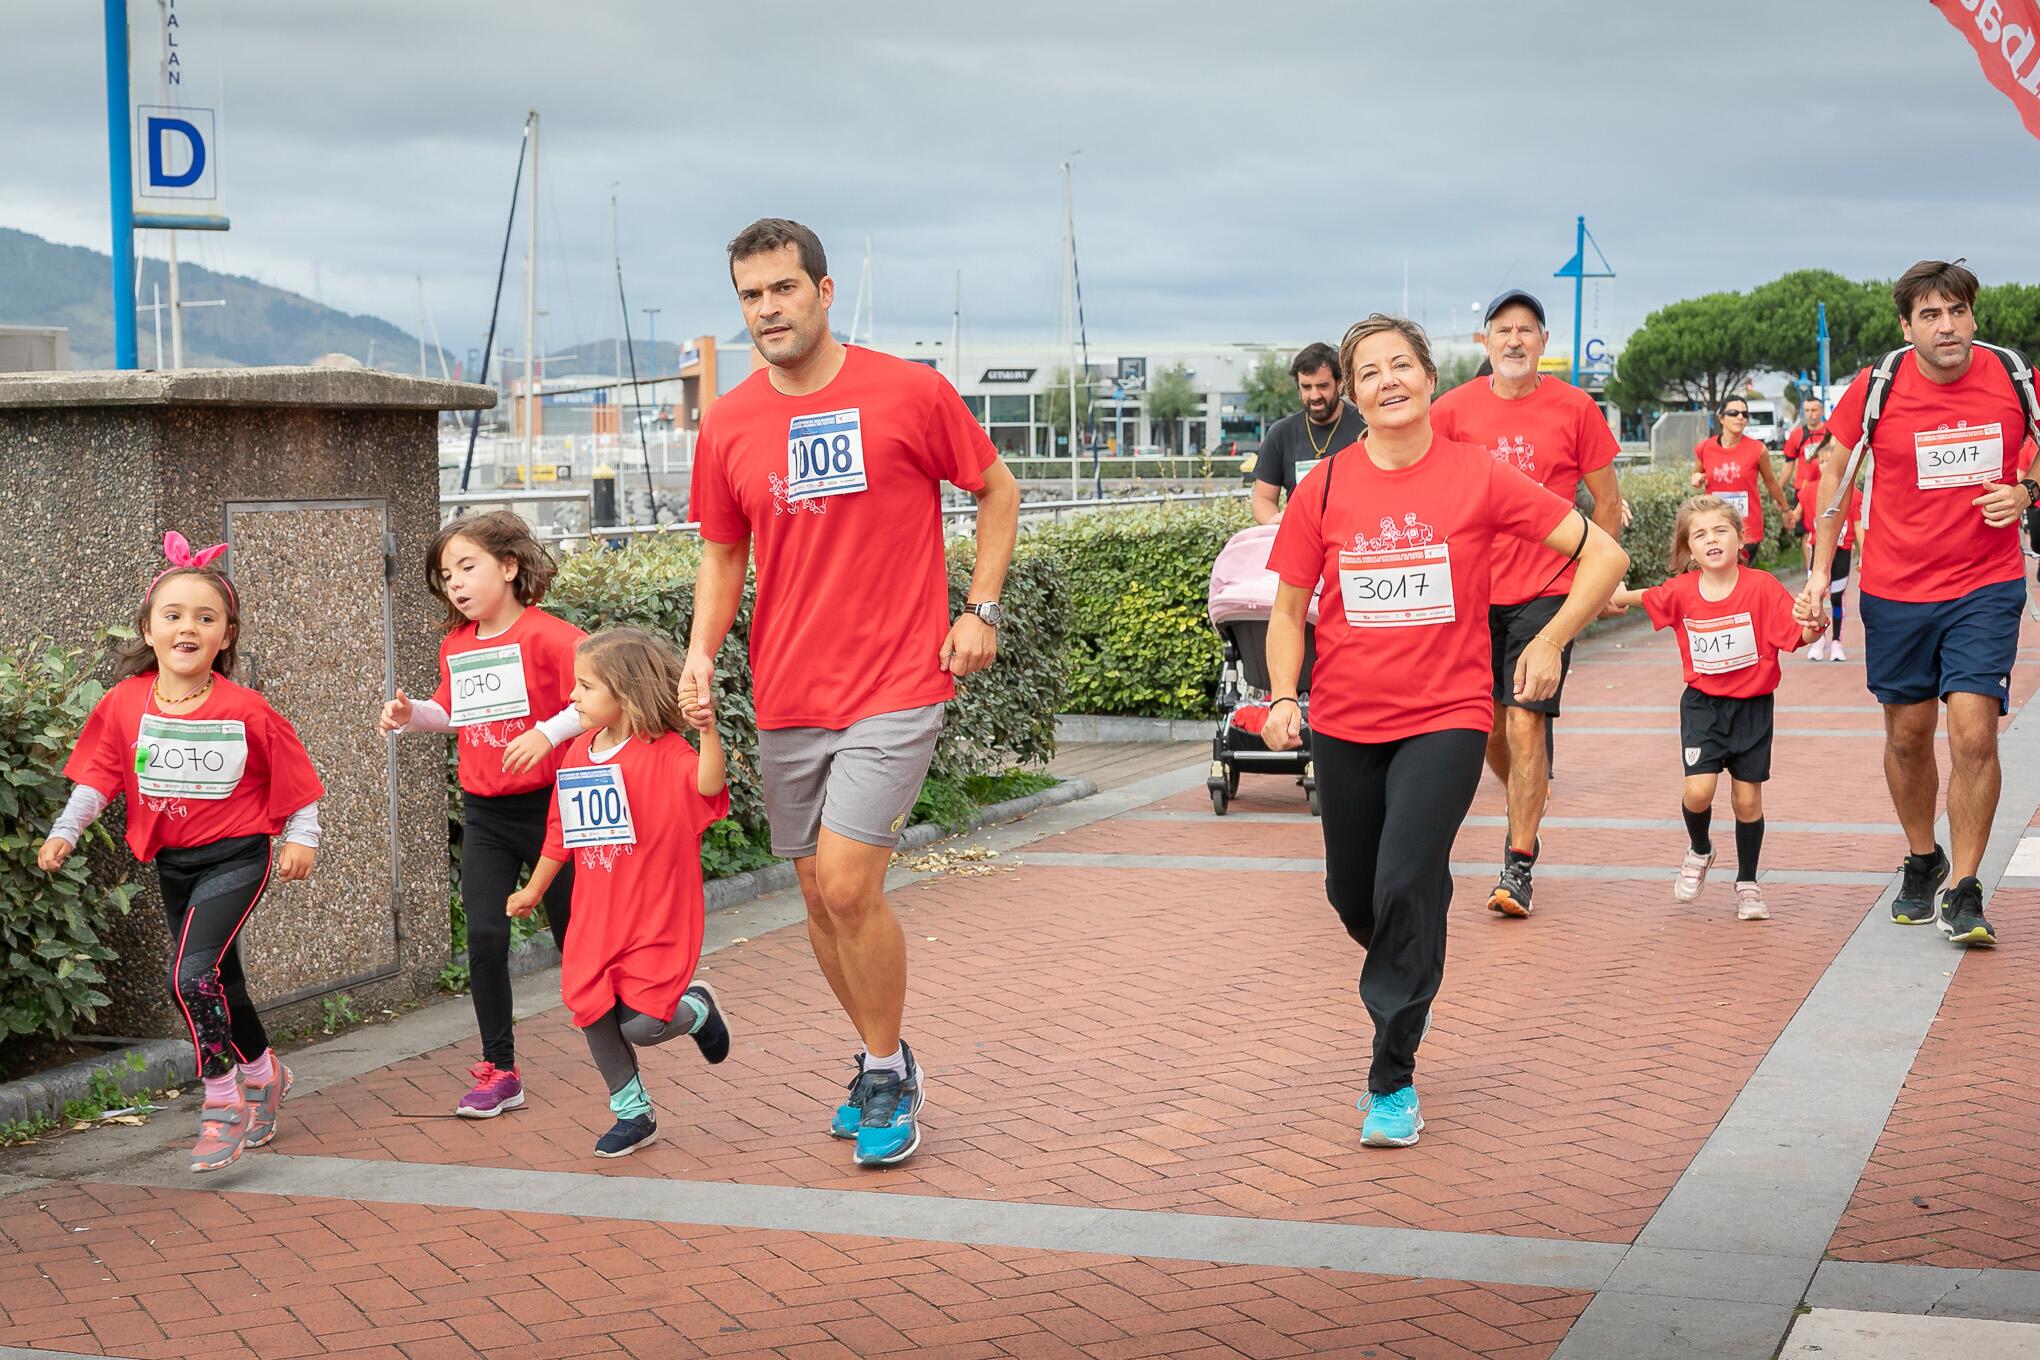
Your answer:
[462,787,573,1068]
[157,835,273,1080]
[1315,727,1487,1095]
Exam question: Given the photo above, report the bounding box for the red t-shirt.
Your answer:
[65,674,326,863]
[1268,437,1573,743]
[1784,424,1862,546]
[1694,437,1768,543]
[688,347,998,730]
[1827,352,2032,603]
[1642,567,1806,698]
[429,606,586,797]
[1432,377,1620,604]
[541,730,731,1028]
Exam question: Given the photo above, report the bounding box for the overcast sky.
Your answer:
[6,0,2038,364]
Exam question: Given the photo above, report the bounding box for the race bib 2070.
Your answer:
[135,714,248,800]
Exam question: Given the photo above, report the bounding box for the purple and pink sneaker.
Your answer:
[455,1061,525,1118]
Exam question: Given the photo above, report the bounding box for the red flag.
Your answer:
[1932,0,2040,140]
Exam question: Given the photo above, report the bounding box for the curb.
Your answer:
[493,774,1100,981]
[0,1038,194,1128]
[1056,715,1212,743]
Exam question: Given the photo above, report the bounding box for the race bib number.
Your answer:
[447,643,530,726]
[557,763,636,849]
[787,408,869,502]
[1914,423,2002,490]
[135,715,248,800]
[1338,544,1455,627]
[1687,612,1759,675]
[1718,489,1750,518]
[1294,458,1322,485]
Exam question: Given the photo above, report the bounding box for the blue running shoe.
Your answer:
[853,1043,925,1167]
[683,982,730,1064]
[593,1114,658,1158]
[829,1053,865,1140]
[1355,1010,1432,1115]
[1360,1085,1423,1148]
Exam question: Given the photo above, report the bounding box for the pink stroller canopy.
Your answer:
[1208,524,1319,630]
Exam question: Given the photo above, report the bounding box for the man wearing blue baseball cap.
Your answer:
[1433,289,1624,919]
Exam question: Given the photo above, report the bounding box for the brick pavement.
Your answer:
[4,602,2040,1358]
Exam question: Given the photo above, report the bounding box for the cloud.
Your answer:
[6,0,2037,360]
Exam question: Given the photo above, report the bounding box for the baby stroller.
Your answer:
[1206,523,1319,816]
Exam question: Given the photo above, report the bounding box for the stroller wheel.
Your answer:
[1225,765,1241,797]
[1211,786,1230,816]
[1307,786,1321,818]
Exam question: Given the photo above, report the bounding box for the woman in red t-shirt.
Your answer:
[1611,497,1824,921]
[1690,398,1791,564]
[380,512,587,1119]
[1261,316,1627,1150]
[509,629,733,1159]
[40,535,324,1174]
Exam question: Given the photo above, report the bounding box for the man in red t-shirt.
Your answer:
[1432,290,1623,920]
[683,218,1019,1167]
[1798,259,2040,948]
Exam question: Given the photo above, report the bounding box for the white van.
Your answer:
[1744,399,1782,449]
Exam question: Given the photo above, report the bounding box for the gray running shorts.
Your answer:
[757,703,945,859]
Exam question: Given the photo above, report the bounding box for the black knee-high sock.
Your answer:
[1736,817,1765,883]
[1682,804,1713,855]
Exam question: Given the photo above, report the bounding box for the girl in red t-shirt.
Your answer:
[1612,498,1825,921]
[508,629,733,1159]
[1690,398,1791,564]
[379,511,587,1119]
[39,535,325,1174]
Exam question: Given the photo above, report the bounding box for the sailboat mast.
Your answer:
[522,110,540,470]
[1062,161,1077,499]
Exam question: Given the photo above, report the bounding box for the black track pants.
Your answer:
[157,834,273,1080]
[461,787,574,1068]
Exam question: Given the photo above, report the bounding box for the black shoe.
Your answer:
[593,1114,658,1158]
[1488,841,1537,918]
[1891,845,1950,925]
[1938,877,1998,947]
[684,982,730,1064]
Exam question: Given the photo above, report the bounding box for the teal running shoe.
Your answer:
[1360,1085,1423,1148]
[853,1043,925,1167]
[829,1053,865,1140]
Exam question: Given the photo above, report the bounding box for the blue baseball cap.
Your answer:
[1483,289,1547,326]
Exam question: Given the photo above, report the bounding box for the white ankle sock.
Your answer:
[238,1051,274,1085]
[201,1073,240,1105]
[863,1047,908,1079]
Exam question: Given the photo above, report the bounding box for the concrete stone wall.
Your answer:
[0,368,492,1039]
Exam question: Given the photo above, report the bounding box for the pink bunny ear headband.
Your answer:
[148,531,236,606]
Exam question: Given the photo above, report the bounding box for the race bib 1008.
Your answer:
[135,714,248,800]
[787,407,869,502]
[448,643,531,726]
[557,763,636,849]
[1687,612,1759,674]
[1338,543,1456,628]
[1914,423,2003,490]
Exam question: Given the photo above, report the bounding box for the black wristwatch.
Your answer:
[2019,478,2039,509]
[964,600,1003,628]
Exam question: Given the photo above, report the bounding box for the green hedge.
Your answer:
[0,643,138,1059]
[532,532,1067,872]
[1032,502,1252,719]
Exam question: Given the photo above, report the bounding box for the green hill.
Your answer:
[0,226,455,373]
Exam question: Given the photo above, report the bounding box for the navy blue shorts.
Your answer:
[1861,577,2025,714]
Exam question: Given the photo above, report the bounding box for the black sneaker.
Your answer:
[1891,845,1950,925]
[684,982,730,1064]
[1939,877,1998,947]
[1488,842,1537,918]
[593,1114,658,1158]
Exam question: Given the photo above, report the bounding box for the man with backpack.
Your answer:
[1798,259,2040,947]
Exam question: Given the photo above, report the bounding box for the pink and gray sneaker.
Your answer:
[241,1052,294,1148]
[190,1098,250,1173]
[456,1061,525,1118]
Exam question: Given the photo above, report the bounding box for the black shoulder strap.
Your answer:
[1321,445,1337,513]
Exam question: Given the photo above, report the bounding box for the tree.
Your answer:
[1143,363,1202,452]
[1433,352,1481,398]
[1243,351,1301,424]
[1038,366,1099,449]
[1745,270,1898,379]
[1604,291,1762,415]
[1979,282,2040,359]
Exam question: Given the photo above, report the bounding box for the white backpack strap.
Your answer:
[1974,340,2040,449]
[1824,346,1910,519]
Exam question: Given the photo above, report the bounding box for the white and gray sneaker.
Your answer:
[1674,849,1714,903]
[1735,881,1770,921]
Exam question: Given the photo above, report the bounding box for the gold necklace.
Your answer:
[153,672,215,707]
[1304,405,1342,457]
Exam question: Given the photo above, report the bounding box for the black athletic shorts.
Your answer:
[1490,596,1572,717]
[1679,687,1773,782]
